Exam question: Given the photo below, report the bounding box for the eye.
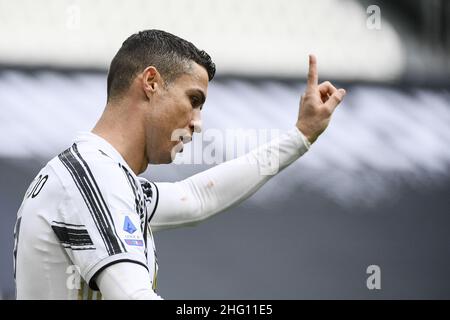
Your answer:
[190,96,202,109]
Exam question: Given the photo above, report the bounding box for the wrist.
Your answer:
[295,122,314,145]
[294,126,312,150]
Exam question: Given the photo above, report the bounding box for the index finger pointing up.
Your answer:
[307,54,318,89]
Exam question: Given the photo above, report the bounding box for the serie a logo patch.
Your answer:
[123,216,137,234]
[122,215,143,247]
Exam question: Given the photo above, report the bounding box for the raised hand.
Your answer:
[296,54,346,144]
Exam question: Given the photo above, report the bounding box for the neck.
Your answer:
[92,102,148,175]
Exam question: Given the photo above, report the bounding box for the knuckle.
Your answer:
[333,94,342,103]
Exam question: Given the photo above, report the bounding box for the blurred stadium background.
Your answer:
[0,0,449,299]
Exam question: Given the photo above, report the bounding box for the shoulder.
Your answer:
[50,143,136,208]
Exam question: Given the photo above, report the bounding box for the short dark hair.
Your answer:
[106,29,216,102]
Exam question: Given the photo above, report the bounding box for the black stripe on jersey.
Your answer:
[98,149,111,159]
[120,165,143,224]
[51,221,86,228]
[119,164,148,255]
[148,181,159,222]
[59,148,113,254]
[13,217,22,280]
[72,144,126,253]
[52,225,94,247]
[58,145,125,255]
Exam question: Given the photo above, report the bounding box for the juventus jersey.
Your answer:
[14,125,310,299]
[14,132,159,300]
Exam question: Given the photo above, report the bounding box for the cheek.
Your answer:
[154,99,191,139]
[170,103,192,127]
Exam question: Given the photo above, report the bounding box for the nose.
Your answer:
[190,110,202,134]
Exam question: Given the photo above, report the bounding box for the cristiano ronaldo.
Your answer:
[13,29,346,299]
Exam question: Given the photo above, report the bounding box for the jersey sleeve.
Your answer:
[54,144,148,290]
[145,127,310,231]
[96,262,163,300]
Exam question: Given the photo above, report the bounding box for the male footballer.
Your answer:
[13,30,345,299]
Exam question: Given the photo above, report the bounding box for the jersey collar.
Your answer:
[74,131,137,176]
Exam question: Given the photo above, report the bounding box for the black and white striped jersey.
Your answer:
[14,126,310,299]
[14,132,159,299]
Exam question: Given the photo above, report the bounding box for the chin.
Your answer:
[148,153,174,165]
[161,157,174,164]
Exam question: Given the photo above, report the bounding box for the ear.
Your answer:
[141,66,161,99]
